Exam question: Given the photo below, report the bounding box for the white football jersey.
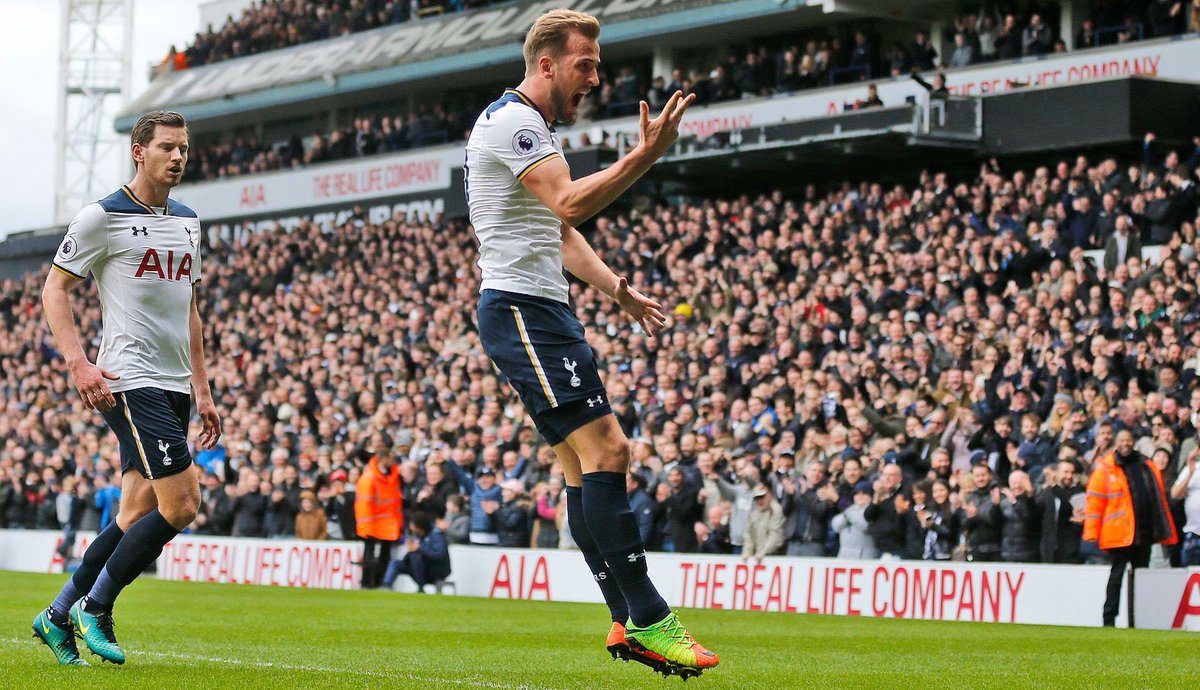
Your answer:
[52,186,202,394]
[464,88,570,303]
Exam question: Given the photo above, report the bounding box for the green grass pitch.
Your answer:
[0,571,1194,689]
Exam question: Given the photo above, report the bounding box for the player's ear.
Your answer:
[539,53,554,79]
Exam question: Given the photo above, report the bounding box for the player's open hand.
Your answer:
[638,90,695,160]
[614,277,667,339]
[70,361,119,412]
[197,396,223,450]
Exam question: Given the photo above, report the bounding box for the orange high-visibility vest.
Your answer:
[355,457,403,541]
[1083,451,1177,550]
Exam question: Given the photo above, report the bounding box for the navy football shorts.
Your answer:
[478,289,613,445]
[101,387,194,480]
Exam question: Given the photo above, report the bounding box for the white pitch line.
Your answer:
[4,638,539,689]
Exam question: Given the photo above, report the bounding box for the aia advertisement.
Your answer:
[450,547,1125,628]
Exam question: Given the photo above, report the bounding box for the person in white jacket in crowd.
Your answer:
[832,483,879,559]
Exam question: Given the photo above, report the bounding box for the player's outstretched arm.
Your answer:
[561,225,666,338]
[42,268,120,411]
[189,288,222,449]
[522,91,695,227]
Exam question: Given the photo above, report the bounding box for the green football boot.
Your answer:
[71,599,125,664]
[32,609,87,666]
[624,611,719,678]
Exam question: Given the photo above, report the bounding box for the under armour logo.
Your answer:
[626,551,645,563]
[131,226,149,236]
[587,396,604,408]
[563,358,581,388]
[158,439,172,466]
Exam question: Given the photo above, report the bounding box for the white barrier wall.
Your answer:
[0,530,1156,628]
[157,534,363,590]
[0,529,96,573]
[447,545,1125,628]
[1132,568,1200,631]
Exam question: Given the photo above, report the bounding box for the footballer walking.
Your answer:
[32,110,221,665]
[464,9,718,678]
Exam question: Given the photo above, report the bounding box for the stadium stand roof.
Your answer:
[116,0,959,131]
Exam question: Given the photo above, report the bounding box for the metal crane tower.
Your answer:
[54,0,133,225]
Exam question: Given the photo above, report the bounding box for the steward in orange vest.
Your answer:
[355,456,403,541]
[1084,450,1176,550]
[1083,429,1176,626]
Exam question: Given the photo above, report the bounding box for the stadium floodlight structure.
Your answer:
[54,0,133,226]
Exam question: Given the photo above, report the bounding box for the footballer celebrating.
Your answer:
[32,110,221,666]
[464,9,718,678]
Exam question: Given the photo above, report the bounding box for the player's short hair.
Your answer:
[131,110,187,148]
[523,9,599,75]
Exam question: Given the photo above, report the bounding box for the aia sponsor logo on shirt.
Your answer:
[134,248,193,281]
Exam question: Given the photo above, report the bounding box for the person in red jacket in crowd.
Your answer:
[1084,429,1177,627]
[355,449,403,589]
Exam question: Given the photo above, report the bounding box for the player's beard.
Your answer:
[549,82,576,125]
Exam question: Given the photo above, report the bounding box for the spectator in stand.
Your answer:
[5,129,1200,575]
[1172,446,1200,565]
[530,479,562,549]
[742,484,785,562]
[496,480,531,548]
[93,474,121,530]
[995,14,1021,59]
[976,15,998,60]
[697,504,734,554]
[998,470,1039,562]
[948,32,975,68]
[414,461,457,519]
[1022,13,1054,56]
[860,84,883,109]
[269,464,303,538]
[865,467,907,558]
[231,471,270,538]
[917,479,959,560]
[907,31,938,71]
[783,460,837,556]
[653,467,702,553]
[323,470,356,540]
[442,494,471,545]
[831,483,877,559]
[1037,460,1087,563]
[627,472,656,547]
[963,463,1003,561]
[195,472,233,536]
[295,490,328,540]
[1077,18,1100,49]
[1149,0,1187,37]
[1105,215,1143,273]
[465,467,501,546]
[848,30,872,73]
[1085,429,1178,626]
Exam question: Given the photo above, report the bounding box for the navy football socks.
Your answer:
[49,521,125,625]
[85,510,179,612]
[581,472,671,627]
[565,486,630,624]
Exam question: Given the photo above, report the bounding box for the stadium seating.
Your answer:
[176,0,1200,184]
[3,140,1199,570]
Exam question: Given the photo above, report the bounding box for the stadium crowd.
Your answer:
[3,137,1200,572]
[179,1,1200,183]
[167,0,1200,71]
